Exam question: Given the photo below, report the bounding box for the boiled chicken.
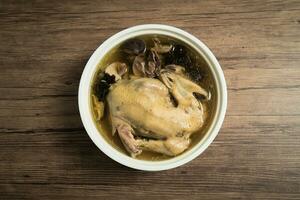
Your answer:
[106,63,208,157]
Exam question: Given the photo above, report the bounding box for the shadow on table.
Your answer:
[68,130,158,185]
[55,55,160,187]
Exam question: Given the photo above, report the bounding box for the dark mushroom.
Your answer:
[132,50,161,78]
[122,38,146,55]
[147,50,161,77]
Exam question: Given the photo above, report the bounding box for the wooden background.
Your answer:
[0,0,299,199]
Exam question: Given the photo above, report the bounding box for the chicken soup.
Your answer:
[91,35,216,161]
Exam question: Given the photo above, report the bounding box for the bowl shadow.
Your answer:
[54,54,157,187]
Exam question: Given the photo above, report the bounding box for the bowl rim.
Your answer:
[78,24,227,171]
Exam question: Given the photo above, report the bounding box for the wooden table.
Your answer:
[1,0,299,199]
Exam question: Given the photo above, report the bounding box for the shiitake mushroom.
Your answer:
[132,49,161,78]
[147,49,161,77]
[121,38,146,55]
[120,37,203,82]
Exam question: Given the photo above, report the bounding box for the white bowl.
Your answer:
[78,24,227,171]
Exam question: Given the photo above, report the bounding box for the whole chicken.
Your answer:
[105,63,208,157]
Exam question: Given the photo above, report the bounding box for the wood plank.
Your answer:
[0,0,300,199]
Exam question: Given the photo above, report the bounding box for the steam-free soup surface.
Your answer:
[91,35,216,161]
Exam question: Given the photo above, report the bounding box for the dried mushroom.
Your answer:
[121,38,146,55]
[105,62,128,81]
[146,50,161,77]
[132,50,161,78]
[132,55,146,76]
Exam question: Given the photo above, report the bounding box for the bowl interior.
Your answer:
[78,24,227,171]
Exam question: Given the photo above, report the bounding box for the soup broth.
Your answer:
[90,35,217,161]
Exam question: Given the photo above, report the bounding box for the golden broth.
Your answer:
[90,35,217,161]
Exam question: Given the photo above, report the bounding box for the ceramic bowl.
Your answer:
[78,24,227,171]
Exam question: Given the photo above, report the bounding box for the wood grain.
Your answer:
[0,0,300,199]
